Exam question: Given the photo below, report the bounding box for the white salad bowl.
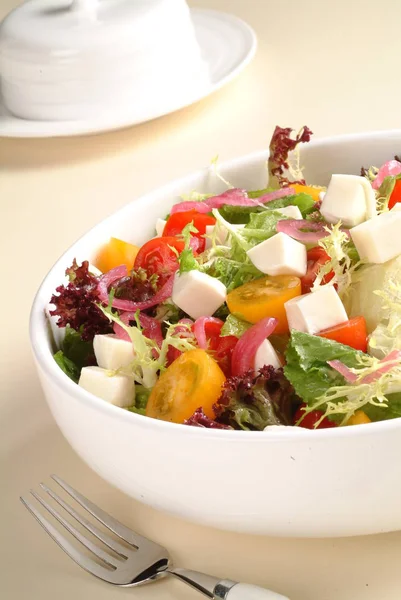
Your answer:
[30,129,401,538]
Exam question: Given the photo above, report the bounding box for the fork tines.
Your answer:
[20,475,143,582]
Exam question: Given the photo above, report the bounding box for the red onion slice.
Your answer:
[193,317,224,349]
[113,312,163,348]
[256,187,295,203]
[372,160,401,190]
[204,189,251,208]
[276,219,334,243]
[97,265,128,304]
[328,350,401,385]
[171,187,297,214]
[97,267,174,312]
[327,360,358,383]
[171,202,211,215]
[231,317,278,377]
[360,350,401,384]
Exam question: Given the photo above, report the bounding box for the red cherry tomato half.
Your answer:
[301,247,335,294]
[318,316,368,353]
[134,236,185,283]
[163,211,216,253]
[294,403,337,429]
[388,179,401,210]
[212,335,238,377]
[193,318,238,376]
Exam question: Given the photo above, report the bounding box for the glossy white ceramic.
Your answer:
[0,0,210,121]
[0,7,256,137]
[30,130,401,538]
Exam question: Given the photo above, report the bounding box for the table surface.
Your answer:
[2,1,401,599]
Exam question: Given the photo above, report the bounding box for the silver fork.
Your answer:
[21,475,289,600]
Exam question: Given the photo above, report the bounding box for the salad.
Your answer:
[48,126,401,431]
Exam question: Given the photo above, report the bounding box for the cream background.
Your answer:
[2,0,401,598]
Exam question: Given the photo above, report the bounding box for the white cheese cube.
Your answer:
[254,339,281,371]
[155,218,167,237]
[320,174,376,227]
[274,205,303,220]
[205,223,245,249]
[285,286,348,334]
[350,210,401,264]
[391,203,401,211]
[247,232,307,277]
[79,366,135,407]
[172,270,227,319]
[93,334,134,370]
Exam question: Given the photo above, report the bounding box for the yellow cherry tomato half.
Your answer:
[227,275,302,334]
[291,183,325,202]
[93,237,140,273]
[346,411,371,426]
[146,349,226,424]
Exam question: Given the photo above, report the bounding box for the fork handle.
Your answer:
[168,569,289,599]
[223,582,289,599]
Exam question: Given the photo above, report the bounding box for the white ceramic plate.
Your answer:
[0,9,256,138]
[30,130,401,538]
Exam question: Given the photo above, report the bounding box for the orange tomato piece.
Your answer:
[318,316,368,353]
[226,275,302,334]
[146,349,226,424]
[388,179,401,210]
[93,237,140,273]
[291,183,325,202]
[346,410,371,426]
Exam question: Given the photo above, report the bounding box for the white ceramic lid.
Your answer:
[0,0,211,121]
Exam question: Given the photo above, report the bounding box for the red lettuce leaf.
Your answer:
[184,407,232,429]
[213,365,300,431]
[50,259,112,342]
[268,125,313,187]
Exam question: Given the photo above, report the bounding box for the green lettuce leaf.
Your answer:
[377,173,401,213]
[62,326,95,369]
[127,384,152,415]
[54,350,80,383]
[220,314,252,338]
[247,187,275,198]
[284,331,363,405]
[135,384,151,409]
[177,222,200,274]
[218,193,315,223]
[284,331,401,424]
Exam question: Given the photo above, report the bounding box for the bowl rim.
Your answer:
[30,127,401,442]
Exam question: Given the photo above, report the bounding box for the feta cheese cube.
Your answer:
[284,286,348,334]
[172,270,227,319]
[247,232,307,277]
[274,205,303,220]
[254,339,281,371]
[155,218,167,237]
[350,210,401,263]
[94,334,134,370]
[205,224,245,249]
[320,174,376,227]
[79,366,135,407]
